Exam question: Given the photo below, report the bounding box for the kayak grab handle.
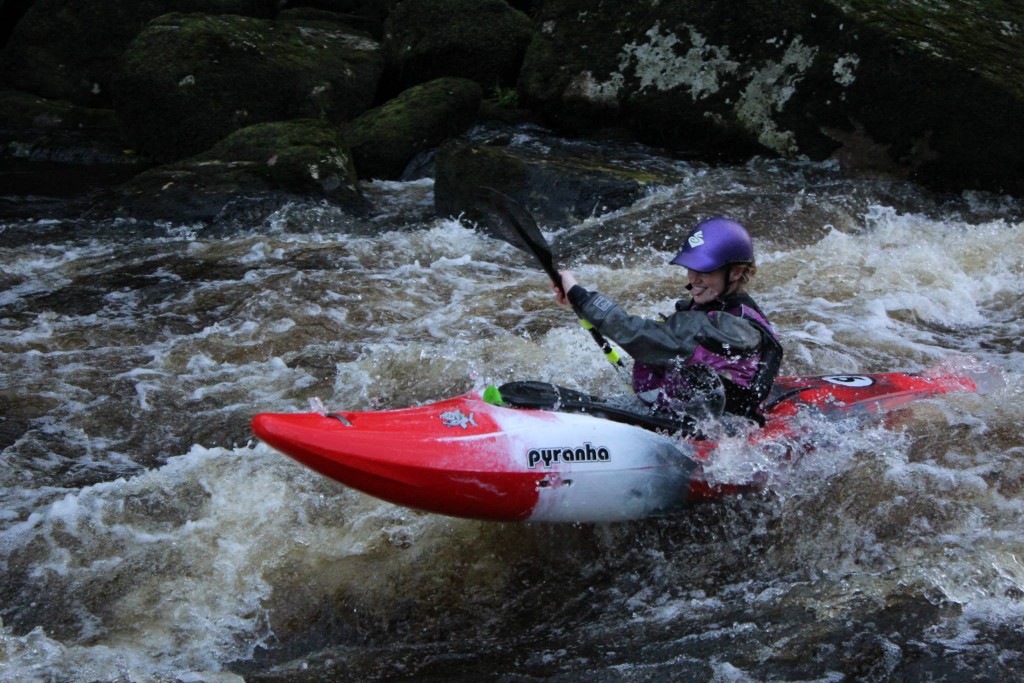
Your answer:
[326,413,353,426]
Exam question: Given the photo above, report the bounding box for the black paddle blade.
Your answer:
[471,187,626,370]
[472,187,561,288]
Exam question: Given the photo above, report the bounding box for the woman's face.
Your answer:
[686,267,729,305]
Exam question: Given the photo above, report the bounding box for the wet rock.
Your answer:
[380,0,535,96]
[518,0,1024,197]
[345,77,482,180]
[434,128,688,228]
[112,12,384,162]
[0,390,60,453]
[0,89,144,167]
[0,418,30,453]
[519,1,822,158]
[0,90,147,215]
[2,0,1022,208]
[282,0,399,38]
[0,0,34,49]
[0,0,279,108]
[100,118,363,222]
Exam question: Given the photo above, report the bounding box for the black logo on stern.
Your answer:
[822,375,874,388]
[527,443,610,468]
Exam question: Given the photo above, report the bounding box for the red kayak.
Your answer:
[252,368,980,523]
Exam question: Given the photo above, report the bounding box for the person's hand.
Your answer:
[553,270,577,305]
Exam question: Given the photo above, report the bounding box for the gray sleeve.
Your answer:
[568,286,762,366]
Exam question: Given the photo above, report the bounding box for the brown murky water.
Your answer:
[2,137,1023,681]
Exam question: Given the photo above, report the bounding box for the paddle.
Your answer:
[473,187,625,369]
[490,380,699,434]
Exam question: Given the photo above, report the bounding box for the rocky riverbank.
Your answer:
[2,0,1022,224]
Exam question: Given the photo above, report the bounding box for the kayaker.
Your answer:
[554,217,783,422]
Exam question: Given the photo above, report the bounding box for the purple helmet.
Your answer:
[670,217,754,272]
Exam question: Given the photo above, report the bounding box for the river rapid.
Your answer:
[1,128,1023,682]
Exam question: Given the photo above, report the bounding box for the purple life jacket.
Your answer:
[632,295,781,417]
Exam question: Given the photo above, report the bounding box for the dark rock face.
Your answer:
[518,0,1024,196]
[283,0,399,38]
[100,119,362,221]
[381,0,535,95]
[1,0,1022,224]
[434,131,689,227]
[0,89,140,166]
[0,0,279,108]
[112,13,384,162]
[345,77,483,180]
[822,0,1024,196]
[519,1,835,156]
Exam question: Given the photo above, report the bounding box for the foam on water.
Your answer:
[0,438,495,681]
[764,208,1024,374]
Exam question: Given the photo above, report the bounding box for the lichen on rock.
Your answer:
[734,36,819,156]
[621,23,741,102]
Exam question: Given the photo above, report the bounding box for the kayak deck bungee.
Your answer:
[251,368,983,523]
[482,381,703,434]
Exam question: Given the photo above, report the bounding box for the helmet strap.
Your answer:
[722,265,738,298]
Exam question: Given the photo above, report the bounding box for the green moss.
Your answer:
[346,77,482,178]
[486,84,518,108]
[114,12,383,161]
[832,0,1024,98]
[193,118,359,197]
[552,158,664,186]
[211,119,346,158]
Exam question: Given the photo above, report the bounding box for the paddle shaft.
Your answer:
[477,188,624,369]
[544,262,624,368]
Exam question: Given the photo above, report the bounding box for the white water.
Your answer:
[1,151,1022,681]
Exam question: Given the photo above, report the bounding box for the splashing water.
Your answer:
[1,147,1022,680]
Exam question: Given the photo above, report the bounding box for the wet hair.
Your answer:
[729,262,757,290]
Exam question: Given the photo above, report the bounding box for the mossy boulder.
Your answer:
[0,0,278,108]
[381,0,535,95]
[209,119,361,198]
[818,0,1024,195]
[345,77,482,180]
[103,119,362,221]
[518,0,1024,196]
[434,131,687,227]
[518,0,825,157]
[112,12,384,162]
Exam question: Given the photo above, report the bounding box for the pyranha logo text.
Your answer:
[528,443,610,468]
